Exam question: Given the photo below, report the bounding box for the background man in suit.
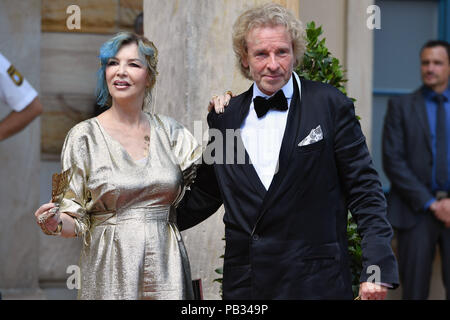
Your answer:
[178,3,398,300]
[383,40,450,299]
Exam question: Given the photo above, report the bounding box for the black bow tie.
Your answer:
[253,90,288,118]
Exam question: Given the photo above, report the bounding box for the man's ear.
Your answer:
[241,55,249,69]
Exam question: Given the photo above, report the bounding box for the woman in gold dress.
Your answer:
[33,32,226,300]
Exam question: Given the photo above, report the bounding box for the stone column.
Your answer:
[346,0,374,149]
[144,0,299,299]
[299,0,347,66]
[299,0,374,148]
[0,0,44,298]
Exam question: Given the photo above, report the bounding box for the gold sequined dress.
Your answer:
[59,113,202,300]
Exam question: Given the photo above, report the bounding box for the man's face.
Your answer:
[420,46,450,92]
[242,25,294,96]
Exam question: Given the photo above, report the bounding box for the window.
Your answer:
[371,0,448,190]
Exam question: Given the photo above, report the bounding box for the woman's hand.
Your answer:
[34,202,61,234]
[208,91,233,114]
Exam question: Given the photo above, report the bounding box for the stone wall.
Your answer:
[0,0,43,298]
[40,0,142,158]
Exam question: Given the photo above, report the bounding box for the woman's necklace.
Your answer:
[143,134,150,157]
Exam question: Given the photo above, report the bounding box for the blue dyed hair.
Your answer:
[95,32,159,107]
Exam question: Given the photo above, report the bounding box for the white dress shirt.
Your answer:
[240,75,299,190]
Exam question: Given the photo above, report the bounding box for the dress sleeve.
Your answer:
[156,114,203,188]
[58,124,91,243]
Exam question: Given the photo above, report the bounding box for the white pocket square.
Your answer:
[298,125,323,147]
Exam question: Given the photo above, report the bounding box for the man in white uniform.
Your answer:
[0,52,42,141]
[0,52,42,300]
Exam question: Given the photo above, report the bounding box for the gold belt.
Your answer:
[89,205,176,228]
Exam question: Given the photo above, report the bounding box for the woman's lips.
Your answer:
[113,80,131,89]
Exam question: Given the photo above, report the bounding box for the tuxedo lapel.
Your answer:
[252,75,303,230]
[232,85,268,197]
[235,85,254,130]
[266,74,302,193]
[412,87,432,153]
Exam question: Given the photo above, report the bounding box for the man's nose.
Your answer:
[267,54,280,70]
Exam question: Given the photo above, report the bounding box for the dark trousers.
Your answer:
[397,213,450,299]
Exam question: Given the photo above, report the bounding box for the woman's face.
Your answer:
[105,42,150,105]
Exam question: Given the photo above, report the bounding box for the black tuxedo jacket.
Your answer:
[178,77,399,299]
[382,87,435,229]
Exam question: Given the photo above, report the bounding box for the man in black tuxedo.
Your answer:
[383,40,450,299]
[178,3,398,300]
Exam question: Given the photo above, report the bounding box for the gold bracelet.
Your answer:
[54,220,63,235]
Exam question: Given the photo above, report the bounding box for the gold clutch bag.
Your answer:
[38,168,73,230]
[52,168,73,204]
